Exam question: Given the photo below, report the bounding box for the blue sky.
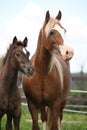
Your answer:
[0,0,87,73]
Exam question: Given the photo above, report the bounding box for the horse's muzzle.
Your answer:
[27,66,34,77]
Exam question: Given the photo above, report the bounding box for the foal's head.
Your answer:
[3,36,34,76]
[41,10,73,60]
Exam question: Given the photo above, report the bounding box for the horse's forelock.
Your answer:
[45,18,58,37]
[44,17,66,41]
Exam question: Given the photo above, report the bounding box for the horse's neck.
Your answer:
[34,44,51,74]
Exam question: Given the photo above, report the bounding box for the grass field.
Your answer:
[1,104,87,130]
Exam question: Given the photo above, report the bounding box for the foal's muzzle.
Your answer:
[20,63,34,77]
[27,66,34,77]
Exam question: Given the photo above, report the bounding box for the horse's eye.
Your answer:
[49,31,54,35]
[16,53,20,57]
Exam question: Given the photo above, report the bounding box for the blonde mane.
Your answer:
[49,54,63,90]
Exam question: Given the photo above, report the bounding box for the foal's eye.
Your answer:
[49,31,54,35]
[16,53,20,57]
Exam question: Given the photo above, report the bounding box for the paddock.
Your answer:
[1,104,87,130]
[1,75,87,130]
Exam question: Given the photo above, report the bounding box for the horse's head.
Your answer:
[9,36,34,76]
[41,10,65,52]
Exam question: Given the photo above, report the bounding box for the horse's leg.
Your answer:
[27,100,40,130]
[60,100,66,122]
[45,107,52,130]
[6,113,13,130]
[13,106,21,130]
[51,103,61,130]
[13,115,21,130]
[50,100,66,130]
[40,106,47,122]
[45,104,62,130]
[40,106,47,130]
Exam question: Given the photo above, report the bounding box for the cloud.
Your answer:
[64,16,87,42]
[0,3,87,72]
[64,16,87,72]
[1,2,44,56]
[5,2,43,34]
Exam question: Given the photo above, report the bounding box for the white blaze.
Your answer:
[52,24,65,40]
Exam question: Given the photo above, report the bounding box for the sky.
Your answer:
[0,0,87,73]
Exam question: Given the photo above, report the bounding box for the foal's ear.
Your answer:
[23,37,28,47]
[55,10,62,20]
[45,10,50,23]
[13,36,17,44]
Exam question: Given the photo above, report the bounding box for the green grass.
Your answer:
[62,112,87,130]
[1,104,87,130]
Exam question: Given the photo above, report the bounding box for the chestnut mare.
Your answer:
[23,11,72,130]
[0,36,34,130]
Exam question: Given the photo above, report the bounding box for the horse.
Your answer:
[23,10,74,130]
[0,36,34,130]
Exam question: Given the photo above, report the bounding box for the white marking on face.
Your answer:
[52,24,65,39]
[45,18,55,37]
[45,25,51,38]
[23,48,26,55]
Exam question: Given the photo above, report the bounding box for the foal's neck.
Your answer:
[2,58,18,89]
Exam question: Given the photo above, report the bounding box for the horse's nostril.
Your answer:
[28,68,31,72]
[28,67,34,75]
[23,65,26,68]
[66,51,69,54]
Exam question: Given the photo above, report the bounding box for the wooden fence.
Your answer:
[64,76,87,114]
[20,76,87,114]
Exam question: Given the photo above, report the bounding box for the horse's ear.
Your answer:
[55,10,62,20]
[45,10,50,23]
[13,36,17,44]
[23,37,28,47]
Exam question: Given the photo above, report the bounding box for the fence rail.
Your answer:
[64,75,87,114]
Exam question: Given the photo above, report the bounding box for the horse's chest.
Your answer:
[31,77,59,103]
[0,91,20,114]
[42,79,60,101]
[26,73,61,105]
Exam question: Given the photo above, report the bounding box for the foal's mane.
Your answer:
[2,44,13,66]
